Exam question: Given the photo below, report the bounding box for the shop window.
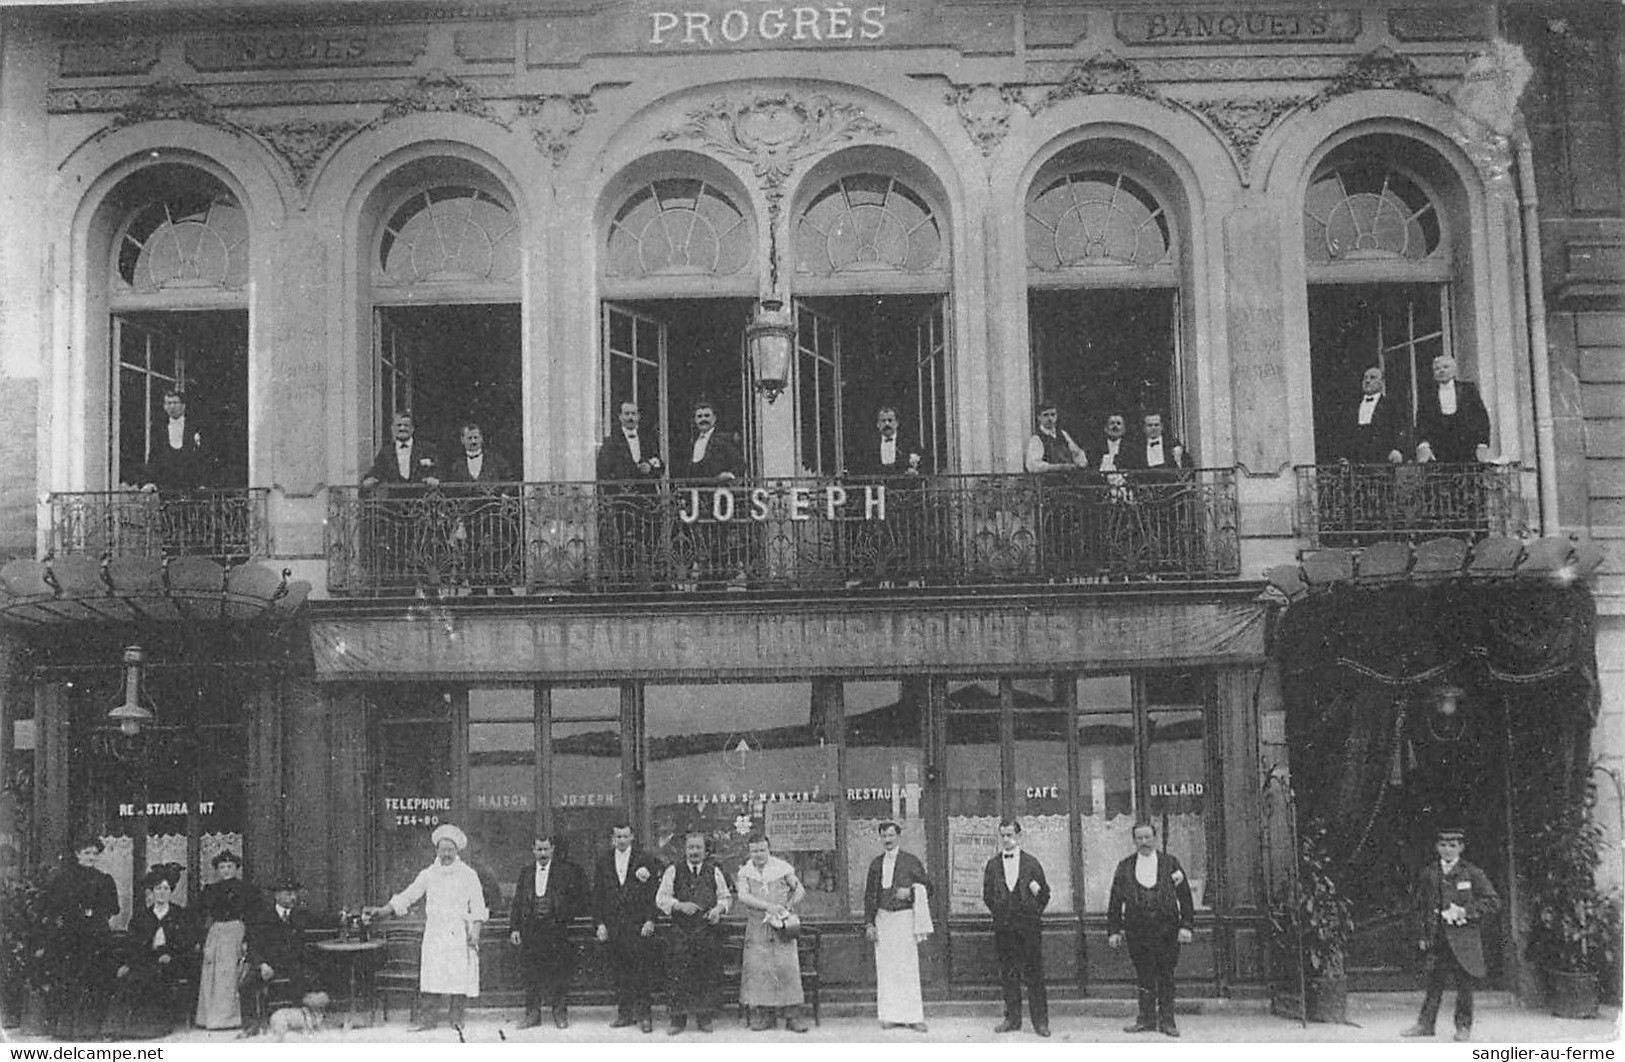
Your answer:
[946,680,1000,916]
[377,692,453,899]
[1013,677,1072,912]
[1025,170,1171,272]
[606,179,752,279]
[843,681,928,916]
[549,686,624,868]
[645,683,840,918]
[377,186,520,286]
[466,687,535,908]
[1075,672,1210,912]
[115,186,248,294]
[796,173,943,277]
[1304,163,1441,265]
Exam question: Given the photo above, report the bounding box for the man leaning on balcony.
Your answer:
[359,411,441,589]
[596,399,665,590]
[1414,354,1494,533]
[848,405,929,587]
[1024,398,1094,581]
[140,387,219,557]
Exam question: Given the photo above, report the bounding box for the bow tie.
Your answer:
[1149,440,1162,448]
[1362,395,1378,404]
[1002,853,1017,860]
[625,431,637,438]
[465,451,482,459]
[397,442,411,449]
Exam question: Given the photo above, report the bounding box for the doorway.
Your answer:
[1028,288,1178,438]
[374,304,523,466]
[112,310,248,489]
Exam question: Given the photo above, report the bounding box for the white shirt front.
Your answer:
[880,438,897,466]
[151,905,170,948]
[1100,438,1121,472]
[1438,382,1458,416]
[465,453,484,479]
[692,430,712,465]
[1135,851,1160,888]
[615,847,631,886]
[1440,859,1459,875]
[1358,394,1379,426]
[623,430,642,464]
[881,849,898,889]
[276,905,292,923]
[1002,850,1021,891]
[534,862,551,897]
[396,441,413,479]
[167,417,187,450]
[1145,439,1166,467]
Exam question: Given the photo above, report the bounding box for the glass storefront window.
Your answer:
[843,681,927,916]
[1146,692,1208,909]
[467,687,533,910]
[1077,675,1136,913]
[549,686,624,869]
[947,679,1000,915]
[1013,677,1072,912]
[378,691,453,900]
[646,683,840,919]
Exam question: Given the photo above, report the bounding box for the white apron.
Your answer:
[875,883,933,1024]
[389,858,489,996]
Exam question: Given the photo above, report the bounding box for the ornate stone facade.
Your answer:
[946,84,1025,157]
[518,94,595,167]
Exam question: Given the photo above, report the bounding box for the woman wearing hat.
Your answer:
[366,823,488,1031]
[195,850,261,1029]
[734,833,809,1033]
[40,834,121,1038]
[116,864,200,1037]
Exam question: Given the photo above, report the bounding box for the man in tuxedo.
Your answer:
[593,824,663,1032]
[1339,366,1408,464]
[847,406,930,585]
[140,387,220,557]
[510,836,586,1029]
[1401,826,1501,1042]
[596,400,665,588]
[1120,412,1198,573]
[1094,413,1130,475]
[1120,412,1193,473]
[862,821,931,1031]
[675,399,745,588]
[1415,354,1491,465]
[445,421,520,591]
[981,818,1051,1037]
[1025,399,1095,578]
[655,832,732,1035]
[243,877,319,1036]
[1106,822,1196,1037]
[360,412,441,587]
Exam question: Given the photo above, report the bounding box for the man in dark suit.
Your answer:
[1119,412,1197,573]
[444,421,520,591]
[1415,354,1492,465]
[1401,826,1502,1042]
[846,405,930,585]
[141,388,215,494]
[243,876,319,1035]
[675,399,745,588]
[1093,412,1130,475]
[594,824,664,1033]
[1339,366,1408,465]
[596,400,665,588]
[360,411,441,587]
[1106,822,1196,1037]
[981,818,1051,1037]
[655,832,732,1035]
[1119,412,1193,473]
[510,836,586,1029]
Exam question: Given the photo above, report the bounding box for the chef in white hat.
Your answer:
[367,823,489,1031]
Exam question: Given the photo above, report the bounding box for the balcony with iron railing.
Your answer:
[48,489,273,566]
[1294,462,1525,549]
[324,470,1241,596]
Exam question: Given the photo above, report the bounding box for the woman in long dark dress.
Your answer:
[40,835,120,1039]
[194,851,258,1029]
[115,865,200,1038]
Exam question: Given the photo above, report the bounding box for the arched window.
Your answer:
[1025,170,1172,272]
[1304,162,1442,265]
[377,185,520,286]
[795,174,943,276]
[114,190,248,293]
[606,179,751,278]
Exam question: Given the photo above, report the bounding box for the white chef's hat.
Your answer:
[431,824,468,851]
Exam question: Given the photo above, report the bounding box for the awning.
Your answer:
[0,555,311,628]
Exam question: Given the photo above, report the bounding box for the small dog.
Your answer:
[266,991,330,1041]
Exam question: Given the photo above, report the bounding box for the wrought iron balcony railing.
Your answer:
[48,489,273,565]
[326,470,1240,596]
[1294,462,1524,548]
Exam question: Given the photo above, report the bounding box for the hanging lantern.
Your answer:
[107,645,155,737]
[746,299,795,404]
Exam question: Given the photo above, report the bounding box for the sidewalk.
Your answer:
[54,994,1621,1045]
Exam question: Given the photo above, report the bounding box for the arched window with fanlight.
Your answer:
[107,166,250,490]
[1024,148,1186,449]
[367,177,523,464]
[790,164,951,476]
[1302,145,1456,466]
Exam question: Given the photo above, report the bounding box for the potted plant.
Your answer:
[1269,818,1356,1023]
[1524,804,1622,1018]
[0,868,55,1031]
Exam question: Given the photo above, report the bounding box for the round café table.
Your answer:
[312,938,385,1029]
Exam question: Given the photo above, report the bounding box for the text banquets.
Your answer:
[649,0,887,46]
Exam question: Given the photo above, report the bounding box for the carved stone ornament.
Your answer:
[518,94,595,167]
[106,77,239,135]
[947,84,1025,157]
[1181,95,1305,183]
[1030,51,1163,115]
[370,69,509,130]
[657,92,889,217]
[248,118,366,191]
[1309,46,1444,110]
